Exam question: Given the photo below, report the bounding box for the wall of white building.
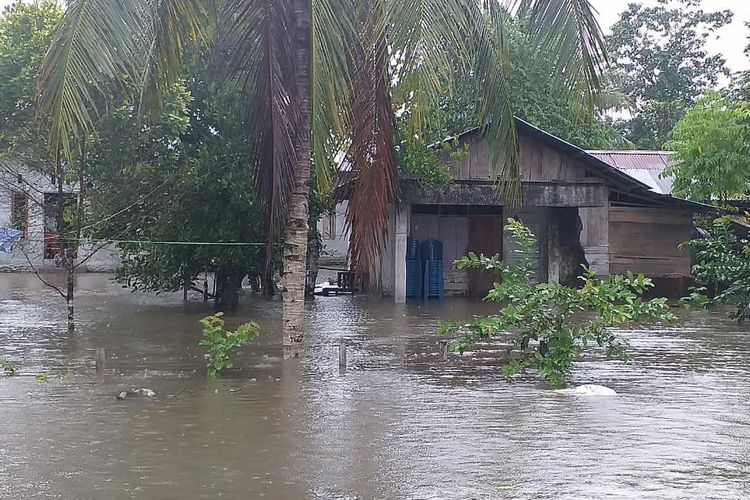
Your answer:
[317,200,348,263]
[0,161,119,272]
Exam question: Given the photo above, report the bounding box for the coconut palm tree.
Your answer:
[36,0,606,358]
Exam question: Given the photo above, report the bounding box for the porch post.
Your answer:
[547,209,561,284]
[394,204,410,303]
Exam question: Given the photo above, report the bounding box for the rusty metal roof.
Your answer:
[587,151,675,195]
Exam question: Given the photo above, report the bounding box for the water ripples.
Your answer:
[1,275,750,498]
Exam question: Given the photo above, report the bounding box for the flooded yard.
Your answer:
[1,274,750,499]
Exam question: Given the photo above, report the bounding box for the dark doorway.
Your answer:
[467,214,504,298]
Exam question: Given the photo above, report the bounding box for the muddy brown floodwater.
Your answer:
[1,274,750,499]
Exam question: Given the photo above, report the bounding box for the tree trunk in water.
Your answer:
[283,0,312,359]
[66,252,75,333]
[215,267,244,312]
[305,231,320,299]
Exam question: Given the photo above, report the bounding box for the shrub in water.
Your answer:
[439,218,677,388]
[1,359,18,376]
[199,313,260,378]
[681,216,750,322]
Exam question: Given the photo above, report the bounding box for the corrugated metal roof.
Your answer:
[587,151,675,195]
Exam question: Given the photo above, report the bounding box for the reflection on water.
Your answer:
[1,274,749,499]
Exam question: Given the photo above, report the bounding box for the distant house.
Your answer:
[368,119,704,301]
[317,200,349,264]
[0,161,119,272]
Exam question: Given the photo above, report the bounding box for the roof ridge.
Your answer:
[587,150,674,155]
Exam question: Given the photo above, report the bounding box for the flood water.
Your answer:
[1,274,749,499]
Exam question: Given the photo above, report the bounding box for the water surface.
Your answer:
[1,274,749,499]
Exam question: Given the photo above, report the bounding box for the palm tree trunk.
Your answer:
[283,0,312,359]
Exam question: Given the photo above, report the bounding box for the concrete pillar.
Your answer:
[394,205,411,303]
[547,209,560,284]
[380,205,396,296]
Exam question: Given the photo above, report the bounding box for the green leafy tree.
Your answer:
[396,14,623,180]
[37,0,608,357]
[607,0,732,149]
[681,216,750,322]
[0,1,90,333]
[440,219,676,388]
[86,68,271,311]
[664,92,750,203]
[0,0,61,150]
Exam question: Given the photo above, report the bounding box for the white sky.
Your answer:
[592,0,750,73]
[0,0,747,73]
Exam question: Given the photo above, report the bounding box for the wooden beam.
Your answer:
[401,180,608,208]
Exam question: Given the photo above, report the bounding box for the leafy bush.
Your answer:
[439,219,677,388]
[199,313,260,378]
[681,216,750,321]
[1,359,18,376]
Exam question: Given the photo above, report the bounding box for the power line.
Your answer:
[13,236,272,247]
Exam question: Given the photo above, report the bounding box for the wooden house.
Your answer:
[375,119,703,301]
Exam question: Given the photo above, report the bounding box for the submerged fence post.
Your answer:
[339,339,347,370]
[95,347,105,375]
[438,340,449,361]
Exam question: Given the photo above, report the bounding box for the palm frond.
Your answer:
[221,0,301,246]
[518,0,608,105]
[386,0,471,140]
[37,0,144,157]
[345,0,399,285]
[465,0,522,206]
[139,0,212,117]
[311,0,356,194]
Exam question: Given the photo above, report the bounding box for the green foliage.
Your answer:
[395,15,622,155]
[664,92,750,203]
[1,359,18,376]
[0,0,62,150]
[199,313,260,378]
[607,1,732,149]
[504,21,623,150]
[440,219,676,388]
[399,137,466,187]
[85,54,273,295]
[681,216,750,322]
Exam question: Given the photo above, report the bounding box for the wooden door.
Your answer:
[467,215,504,298]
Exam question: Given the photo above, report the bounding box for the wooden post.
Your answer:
[339,339,347,370]
[438,340,449,361]
[183,281,188,302]
[203,271,209,302]
[95,347,105,374]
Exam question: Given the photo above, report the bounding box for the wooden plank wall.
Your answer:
[608,207,694,276]
[410,214,470,295]
[579,205,610,276]
[449,132,588,182]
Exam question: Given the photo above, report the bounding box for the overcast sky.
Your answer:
[1,0,748,73]
[592,0,749,73]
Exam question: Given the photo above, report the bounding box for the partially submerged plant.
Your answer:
[1,359,18,376]
[199,313,260,378]
[680,216,750,322]
[439,218,677,388]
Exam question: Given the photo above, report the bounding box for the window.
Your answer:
[11,191,28,237]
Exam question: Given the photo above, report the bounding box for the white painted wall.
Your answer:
[318,200,349,263]
[0,161,119,272]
